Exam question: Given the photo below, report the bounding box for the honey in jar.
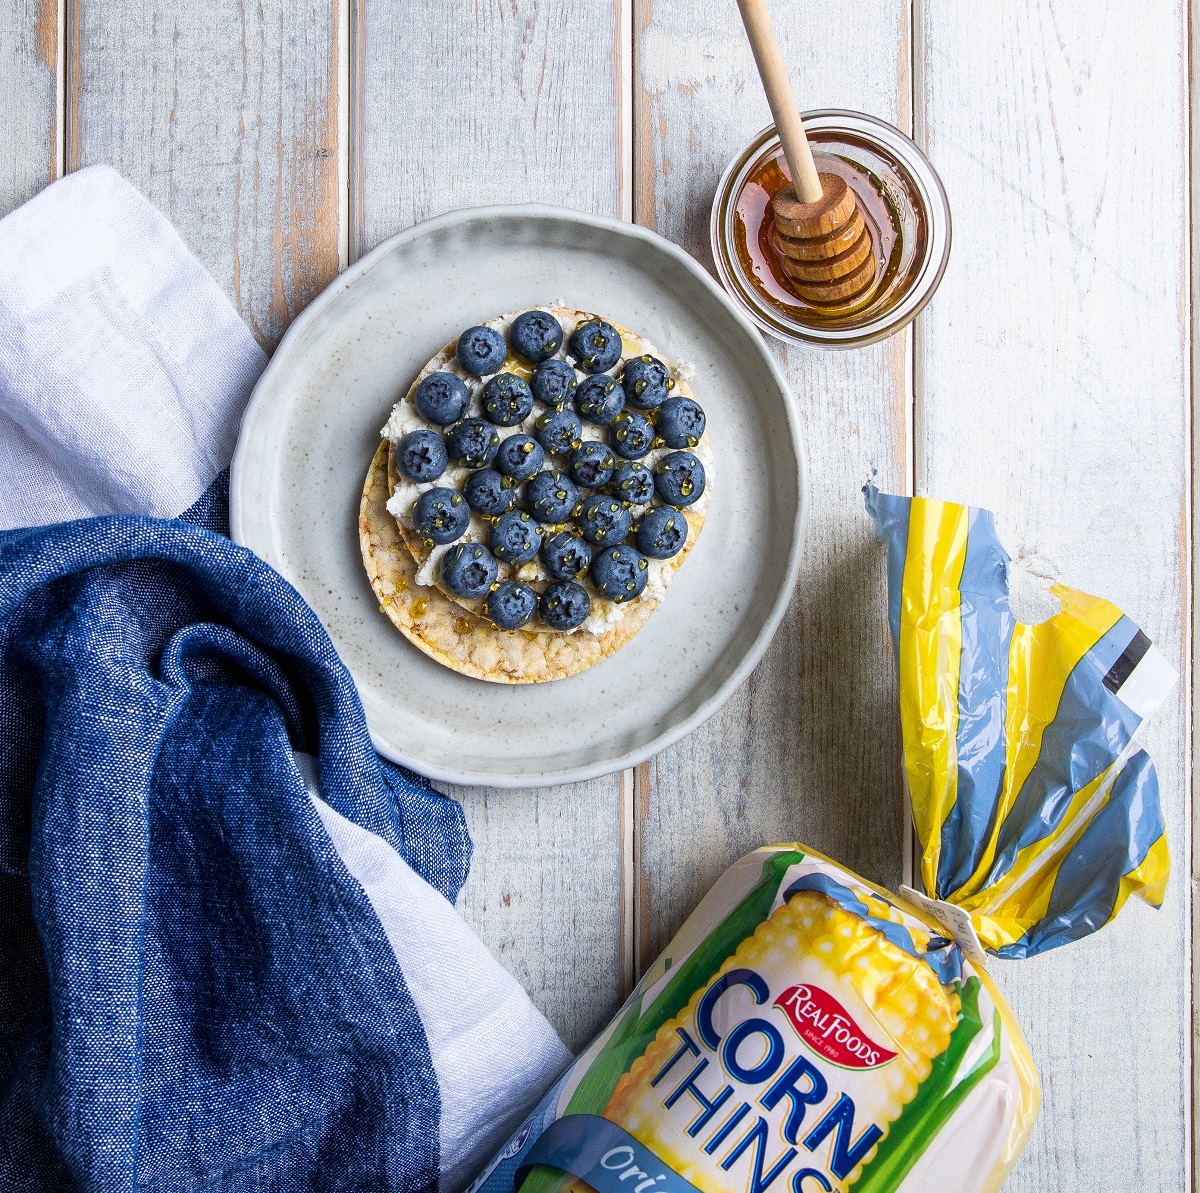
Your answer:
[711,114,952,347]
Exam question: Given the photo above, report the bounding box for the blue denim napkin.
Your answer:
[0,171,569,1193]
[0,481,469,1190]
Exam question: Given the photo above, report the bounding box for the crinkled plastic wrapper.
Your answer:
[470,489,1173,1193]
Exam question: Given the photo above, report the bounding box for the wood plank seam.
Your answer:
[337,0,349,273]
[905,0,923,892]
[635,760,651,979]
[631,0,649,228]
[56,0,63,179]
[618,0,636,990]
[619,0,634,223]
[48,0,64,181]
[1191,2,1199,1186]
[64,0,79,175]
[1167,0,1194,1162]
[619,767,636,997]
[349,0,365,264]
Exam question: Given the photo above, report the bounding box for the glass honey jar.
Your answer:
[711,110,951,348]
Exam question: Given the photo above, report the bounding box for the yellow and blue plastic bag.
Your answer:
[865,486,1172,959]
[468,489,1172,1193]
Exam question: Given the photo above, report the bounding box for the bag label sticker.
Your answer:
[898,886,988,967]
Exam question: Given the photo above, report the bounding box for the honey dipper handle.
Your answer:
[735,0,824,203]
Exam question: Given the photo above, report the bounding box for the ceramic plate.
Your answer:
[230,206,808,787]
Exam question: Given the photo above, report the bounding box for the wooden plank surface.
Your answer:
[0,0,57,216]
[435,783,625,1053]
[67,1,340,350]
[1194,0,1199,1168]
[356,0,630,1052]
[917,2,1190,1189]
[352,0,629,254]
[6,0,1191,1174]
[632,0,913,971]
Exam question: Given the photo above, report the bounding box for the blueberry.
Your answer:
[569,319,622,373]
[575,375,626,425]
[534,408,582,456]
[530,359,578,409]
[654,451,706,507]
[494,434,545,480]
[481,373,534,427]
[540,529,593,581]
[578,494,632,546]
[656,396,706,448]
[590,544,649,603]
[608,411,655,459]
[540,581,591,631]
[483,580,538,630]
[525,469,579,524]
[611,460,655,505]
[441,542,498,599]
[395,429,448,482]
[413,372,470,424]
[567,441,616,488]
[455,325,507,376]
[464,468,516,517]
[636,505,688,559]
[621,355,674,410]
[412,487,470,545]
[509,310,563,364]
[490,510,544,565]
[446,418,500,468]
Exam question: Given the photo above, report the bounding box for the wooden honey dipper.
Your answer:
[736,0,877,306]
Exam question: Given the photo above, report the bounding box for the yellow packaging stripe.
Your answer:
[897,497,969,896]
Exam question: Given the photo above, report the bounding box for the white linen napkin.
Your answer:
[0,165,266,528]
[0,166,570,1189]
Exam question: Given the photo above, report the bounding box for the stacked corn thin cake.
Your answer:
[601,886,959,1193]
[360,305,711,684]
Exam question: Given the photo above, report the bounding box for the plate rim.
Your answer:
[231,202,810,788]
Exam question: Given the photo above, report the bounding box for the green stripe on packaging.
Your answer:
[517,851,804,1193]
[854,978,1002,1193]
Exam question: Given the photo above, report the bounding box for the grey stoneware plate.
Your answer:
[230,205,808,788]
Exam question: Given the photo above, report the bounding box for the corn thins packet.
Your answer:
[470,489,1173,1193]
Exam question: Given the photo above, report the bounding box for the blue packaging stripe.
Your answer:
[515,1114,702,1193]
[938,506,1015,897]
[783,874,962,986]
[863,484,910,671]
[972,616,1144,898]
[994,750,1165,958]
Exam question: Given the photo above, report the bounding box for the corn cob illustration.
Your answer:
[600,890,960,1193]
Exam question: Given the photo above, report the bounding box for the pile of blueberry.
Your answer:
[393,312,707,632]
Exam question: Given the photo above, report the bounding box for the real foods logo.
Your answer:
[774,985,897,1070]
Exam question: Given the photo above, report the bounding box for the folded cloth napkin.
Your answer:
[0,166,267,528]
[0,167,569,1193]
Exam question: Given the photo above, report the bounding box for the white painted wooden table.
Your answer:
[2,1,1190,1188]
